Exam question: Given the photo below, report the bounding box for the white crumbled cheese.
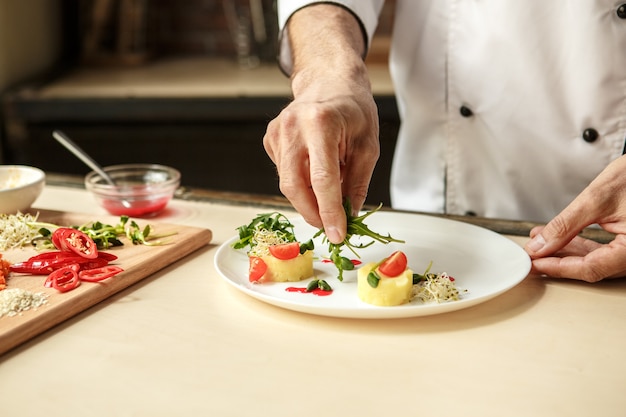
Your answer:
[0,288,48,318]
[411,272,467,303]
[0,212,41,250]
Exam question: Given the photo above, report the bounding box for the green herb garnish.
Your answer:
[124,218,176,246]
[232,212,296,251]
[412,260,434,284]
[30,215,176,249]
[314,199,405,281]
[306,278,332,292]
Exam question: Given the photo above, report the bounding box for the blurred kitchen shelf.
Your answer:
[1,57,399,206]
[25,57,395,98]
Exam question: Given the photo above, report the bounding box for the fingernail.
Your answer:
[526,233,546,253]
[326,226,343,244]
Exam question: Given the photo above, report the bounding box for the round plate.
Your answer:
[214,212,531,319]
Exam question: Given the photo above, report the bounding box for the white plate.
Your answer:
[214,212,531,319]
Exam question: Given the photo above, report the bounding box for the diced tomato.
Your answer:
[78,265,124,282]
[249,256,267,282]
[378,251,408,277]
[45,265,81,293]
[52,228,98,259]
[268,242,301,260]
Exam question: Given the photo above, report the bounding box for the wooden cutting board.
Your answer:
[0,210,212,355]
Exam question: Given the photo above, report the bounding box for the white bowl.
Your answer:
[0,165,46,214]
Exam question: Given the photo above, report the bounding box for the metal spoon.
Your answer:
[52,130,131,207]
[52,130,117,185]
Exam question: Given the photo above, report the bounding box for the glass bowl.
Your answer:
[85,164,181,217]
[0,165,46,214]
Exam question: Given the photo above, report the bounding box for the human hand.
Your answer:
[263,80,379,244]
[524,155,626,282]
[263,4,379,244]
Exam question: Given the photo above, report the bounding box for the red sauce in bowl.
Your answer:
[101,196,170,217]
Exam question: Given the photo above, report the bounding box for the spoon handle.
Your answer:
[52,130,116,185]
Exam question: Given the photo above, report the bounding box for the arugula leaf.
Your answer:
[314,199,405,281]
[232,212,296,251]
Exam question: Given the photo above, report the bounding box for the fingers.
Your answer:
[529,226,603,257]
[341,116,380,214]
[263,78,379,245]
[526,155,626,260]
[264,118,327,230]
[530,235,626,282]
[525,199,594,259]
[527,216,622,282]
[309,167,345,243]
[524,156,626,282]
[263,105,349,243]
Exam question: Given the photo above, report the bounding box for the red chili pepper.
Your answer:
[78,265,124,282]
[11,255,110,275]
[27,251,117,263]
[52,228,98,259]
[96,252,118,262]
[45,265,81,293]
[10,251,117,275]
[24,252,66,261]
[10,260,56,275]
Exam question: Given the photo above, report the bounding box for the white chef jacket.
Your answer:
[277,1,626,222]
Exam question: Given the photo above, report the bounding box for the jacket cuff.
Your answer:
[276,1,383,76]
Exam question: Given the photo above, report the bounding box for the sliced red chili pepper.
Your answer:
[45,265,81,293]
[27,251,118,263]
[78,265,124,282]
[25,252,65,261]
[74,257,110,271]
[11,255,110,275]
[44,263,80,287]
[96,252,118,262]
[52,228,98,259]
[11,260,56,275]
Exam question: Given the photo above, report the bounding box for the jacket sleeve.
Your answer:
[276,0,385,75]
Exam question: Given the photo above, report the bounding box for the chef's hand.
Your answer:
[263,4,379,244]
[525,154,626,282]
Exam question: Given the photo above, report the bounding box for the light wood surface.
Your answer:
[1,184,625,417]
[0,210,212,355]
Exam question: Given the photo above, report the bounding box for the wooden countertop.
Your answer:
[1,179,624,417]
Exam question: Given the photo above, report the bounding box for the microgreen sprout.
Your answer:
[232,212,296,251]
[26,215,176,249]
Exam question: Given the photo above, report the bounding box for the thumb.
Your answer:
[525,203,592,259]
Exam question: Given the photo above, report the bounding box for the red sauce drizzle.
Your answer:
[285,287,333,296]
[321,259,362,266]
